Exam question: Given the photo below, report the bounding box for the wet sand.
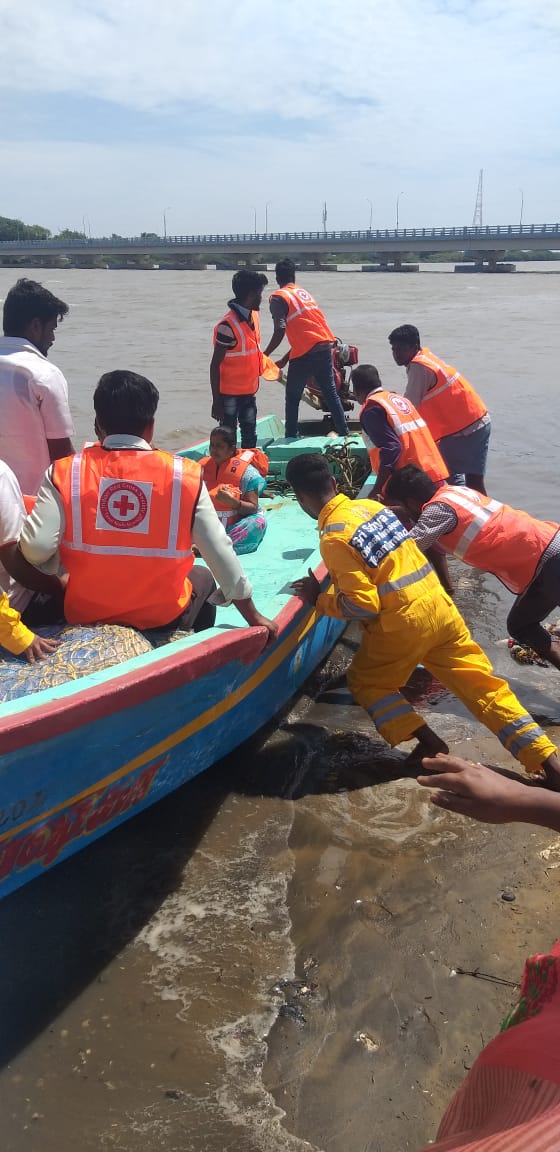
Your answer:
[1,595,559,1151]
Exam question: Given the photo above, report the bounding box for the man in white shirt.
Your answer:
[20,370,278,642]
[0,459,66,625]
[0,456,66,622]
[0,278,75,495]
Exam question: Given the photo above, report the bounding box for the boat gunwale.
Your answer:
[0,564,328,754]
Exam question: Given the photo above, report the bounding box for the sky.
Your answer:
[0,0,559,238]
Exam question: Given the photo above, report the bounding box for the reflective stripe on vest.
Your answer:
[214,309,262,394]
[201,451,252,529]
[64,453,193,558]
[437,487,502,558]
[360,390,448,485]
[53,446,200,628]
[412,348,487,440]
[271,284,334,356]
[423,484,559,594]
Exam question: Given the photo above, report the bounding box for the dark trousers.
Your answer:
[175,565,217,632]
[222,393,257,449]
[507,552,560,651]
[21,591,64,627]
[285,344,348,438]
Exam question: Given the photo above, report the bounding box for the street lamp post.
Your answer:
[163,206,171,240]
[265,201,272,234]
[251,206,257,237]
[518,188,524,231]
[366,198,373,231]
[396,191,404,231]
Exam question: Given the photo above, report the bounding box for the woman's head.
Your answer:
[209,425,237,465]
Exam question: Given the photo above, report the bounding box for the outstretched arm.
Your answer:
[418,755,560,829]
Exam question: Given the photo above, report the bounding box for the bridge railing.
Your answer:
[0,224,559,248]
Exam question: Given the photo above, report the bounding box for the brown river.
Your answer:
[1,266,560,1152]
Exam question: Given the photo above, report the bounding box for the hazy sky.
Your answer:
[1,0,558,237]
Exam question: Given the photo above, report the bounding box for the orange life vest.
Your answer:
[411,347,487,441]
[214,309,263,395]
[270,283,334,358]
[52,446,201,628]
[201,449,267,528]
[360,390,448,485]
[424,484,559,593]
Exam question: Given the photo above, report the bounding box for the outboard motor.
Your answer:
[305,339,359,412]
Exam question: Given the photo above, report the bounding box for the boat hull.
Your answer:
[0,598,343,899]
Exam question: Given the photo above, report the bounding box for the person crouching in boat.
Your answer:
[201,426,267,556]
[18,370,278,645]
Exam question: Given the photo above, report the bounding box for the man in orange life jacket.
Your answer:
[385,464,560,672]
[264,258,349,439]
[19,370,278,642]
[350,363,448,498]
[210,269,268,450]
[388,324,491,493]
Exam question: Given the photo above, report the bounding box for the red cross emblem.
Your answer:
[98,480,150,530]
[391,395,411,414]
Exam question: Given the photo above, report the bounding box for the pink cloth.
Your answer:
[421,944,560,1151]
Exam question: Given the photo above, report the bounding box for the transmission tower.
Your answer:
[472,169,483,227]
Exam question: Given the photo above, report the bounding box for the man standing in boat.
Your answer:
[0,278,75,495]
[388,324,490,493]
[210,269,269,449]
[19,370,278,643]
[264,259,349,439]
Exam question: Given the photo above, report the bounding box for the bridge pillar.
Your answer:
[363,252,418,272]
[455,250,516,273]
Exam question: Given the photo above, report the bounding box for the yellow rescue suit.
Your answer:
[316,494,557,772]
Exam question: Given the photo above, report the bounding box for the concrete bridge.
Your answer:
[1,223,559,271]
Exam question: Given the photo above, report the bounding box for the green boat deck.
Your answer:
[181,415,370,629]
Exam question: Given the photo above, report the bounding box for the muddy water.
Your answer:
[1,267,560,1151]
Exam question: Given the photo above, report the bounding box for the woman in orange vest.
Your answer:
[264,258,349,438]
[210,270,269,450]
[388,324,490,493]
[350,363,448,498]
[201,426,268,556]
[385,464,560,671]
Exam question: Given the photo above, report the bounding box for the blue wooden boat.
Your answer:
[0,416,368,900]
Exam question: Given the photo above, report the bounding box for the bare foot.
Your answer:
[405,724,449,766]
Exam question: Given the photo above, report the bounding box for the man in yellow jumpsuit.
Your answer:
[286,453,560,787]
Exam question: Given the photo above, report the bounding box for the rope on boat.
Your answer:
[264,442,369,499]
[323,443,369,498]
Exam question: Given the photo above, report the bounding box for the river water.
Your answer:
[1,266,560,1152]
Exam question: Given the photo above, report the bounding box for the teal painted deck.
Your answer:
[181,415,369,629]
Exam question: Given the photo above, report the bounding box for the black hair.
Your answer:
[275,258,296,286]
[210,424,237,449]
[351,364,382,396]
[231,269,268,301]
[388,324,421,348]
[94,370,159,436]
[285,452,335,498]
[384,464,437,504]
[3,277,69,336]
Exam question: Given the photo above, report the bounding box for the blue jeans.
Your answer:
[285,344,349,438]
[438,421,491,485]
[222,393,257,448]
